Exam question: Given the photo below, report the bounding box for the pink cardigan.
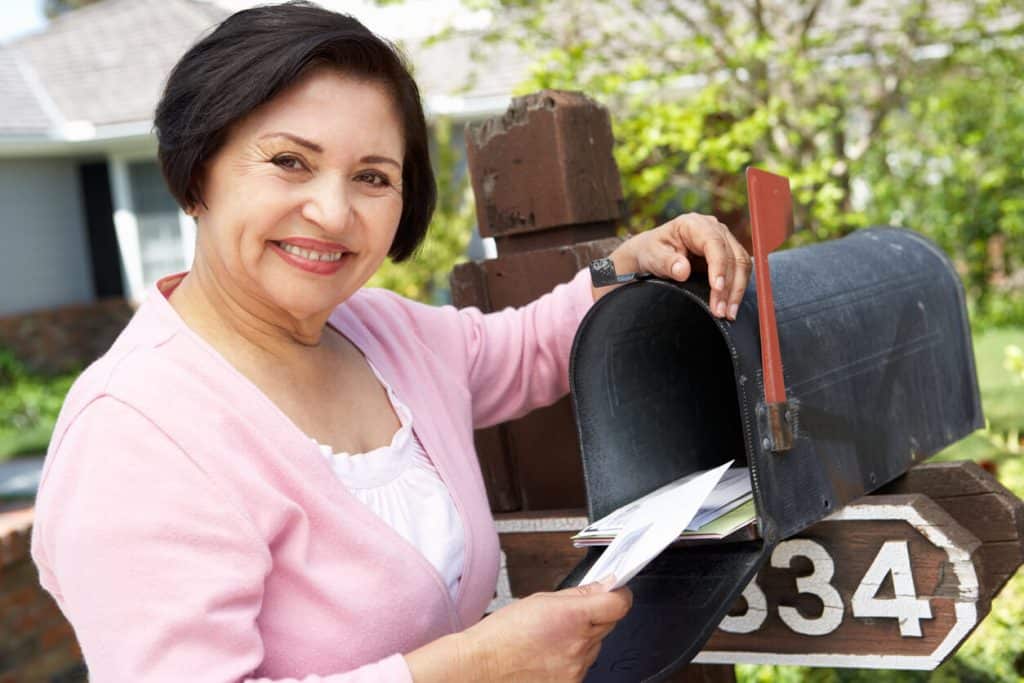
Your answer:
[31,269,593,682]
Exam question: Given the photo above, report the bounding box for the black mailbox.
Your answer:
[561,227,983,682]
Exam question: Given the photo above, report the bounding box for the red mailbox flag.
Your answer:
[746,168,794,445]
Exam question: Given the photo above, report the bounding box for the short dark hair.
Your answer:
[154,1,436,262]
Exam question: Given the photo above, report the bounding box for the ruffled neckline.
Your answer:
[313,360,419,488]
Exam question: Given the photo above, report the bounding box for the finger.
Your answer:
[661,239,691,282]
[567,574,615,597]
[633,227,691,282]
[587,619,619,640]
[695,224,733,318]
[586,587,633,625]
[725,240,752,320]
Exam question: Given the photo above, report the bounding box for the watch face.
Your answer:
[590,257,619,287]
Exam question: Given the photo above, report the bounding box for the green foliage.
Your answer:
[861,43,1024,310]
[0,349,76,459]
[369,117,476,302]
[455,0,1024,317]
[971,293,1024,332]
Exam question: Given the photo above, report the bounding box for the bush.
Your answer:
[0,348,77,460]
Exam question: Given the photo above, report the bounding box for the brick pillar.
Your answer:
[452,90,624,513]
[0,506,86,682]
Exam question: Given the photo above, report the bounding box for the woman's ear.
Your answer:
[184,191,207,219]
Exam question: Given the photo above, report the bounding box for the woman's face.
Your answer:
[191,66,405,324]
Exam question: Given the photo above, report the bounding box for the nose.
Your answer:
[300,174,353,235]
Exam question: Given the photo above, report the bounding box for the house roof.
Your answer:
[0,0,527,145]
[2,0,228,136]
[0,43,58,135]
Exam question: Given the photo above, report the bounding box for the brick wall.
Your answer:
[0,506,85,682]
[0,298,135,375]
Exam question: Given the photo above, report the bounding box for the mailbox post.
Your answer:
[453,90,1024,683]
[451,90,623,513]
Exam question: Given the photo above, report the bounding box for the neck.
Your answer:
[168,259,331,361]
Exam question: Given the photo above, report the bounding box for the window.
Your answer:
[128,160,186,287]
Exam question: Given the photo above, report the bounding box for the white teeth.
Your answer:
[278,242,344,262]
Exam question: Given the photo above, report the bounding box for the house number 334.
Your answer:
[718,539,933,637]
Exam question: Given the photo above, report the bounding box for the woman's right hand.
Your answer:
[406,578,631,682]
[459,578,632,682]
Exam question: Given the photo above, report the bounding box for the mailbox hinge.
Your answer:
[757,399,797,453]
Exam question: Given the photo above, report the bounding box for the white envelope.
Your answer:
[580,461,734,590]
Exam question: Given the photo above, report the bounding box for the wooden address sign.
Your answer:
[492,461,1024,671]
[696,494,980,669]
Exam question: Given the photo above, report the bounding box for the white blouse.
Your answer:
[314,363,465,602]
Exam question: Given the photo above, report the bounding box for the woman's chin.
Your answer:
[255,276,353,322]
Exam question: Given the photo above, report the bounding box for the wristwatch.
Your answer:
[589,257,644,288]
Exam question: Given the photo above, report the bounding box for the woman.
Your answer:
[30,3,751,681]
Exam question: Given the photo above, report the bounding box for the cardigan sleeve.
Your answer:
[30,396,414,683]
[379,268,594,429]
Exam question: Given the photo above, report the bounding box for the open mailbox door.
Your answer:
[560,169,983,682]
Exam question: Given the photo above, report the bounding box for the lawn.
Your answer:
[940,326,1024,464]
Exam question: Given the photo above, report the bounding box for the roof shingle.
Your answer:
[0,44,58,134]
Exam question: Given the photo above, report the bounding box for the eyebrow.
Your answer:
[260,132,322,153]
[259,132,401,169]
[360,154,402,170]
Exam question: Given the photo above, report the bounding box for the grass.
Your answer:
[961,326,1024,448]
[934,325,1024,475]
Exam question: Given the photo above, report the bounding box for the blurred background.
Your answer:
[0,0,1021,681]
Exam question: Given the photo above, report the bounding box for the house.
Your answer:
[0,0,526,316]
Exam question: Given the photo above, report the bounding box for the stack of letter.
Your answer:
[571,465,756,548]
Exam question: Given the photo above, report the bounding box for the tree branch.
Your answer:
[750,0,767,39]
[663,0,733,69]
[798,0,822,48]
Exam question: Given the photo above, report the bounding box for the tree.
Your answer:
[860,40,1024,313]
[454,0,1023,310]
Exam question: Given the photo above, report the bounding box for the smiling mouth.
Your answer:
[272,240,346,263]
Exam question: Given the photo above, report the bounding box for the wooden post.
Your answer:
[453,90,623,512]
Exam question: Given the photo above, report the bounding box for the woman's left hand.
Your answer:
[597,213,752,320]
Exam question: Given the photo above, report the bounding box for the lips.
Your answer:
[269,238,350,275]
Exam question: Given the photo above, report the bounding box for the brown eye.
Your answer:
[356,171,391,188]
[272,155,306,171]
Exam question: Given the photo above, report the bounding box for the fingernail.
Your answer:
[715,276,725,290]
[671,261,686,279]
[717,301,726,317]
[599,574,617,589]
[729,303,739,320]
